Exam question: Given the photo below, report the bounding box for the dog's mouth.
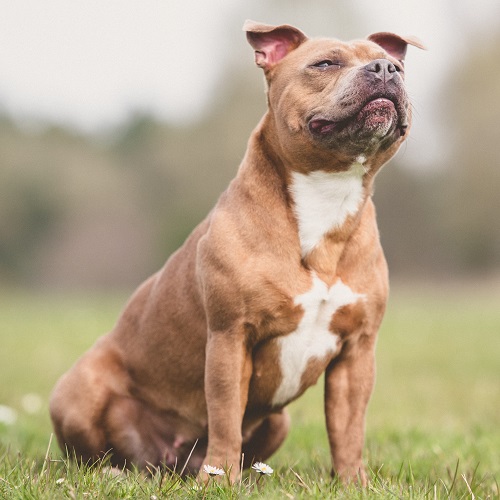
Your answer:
[308,97,407,139]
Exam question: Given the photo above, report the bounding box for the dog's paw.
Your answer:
[331,464,368,487]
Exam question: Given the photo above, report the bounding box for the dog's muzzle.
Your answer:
[308,58,409,141]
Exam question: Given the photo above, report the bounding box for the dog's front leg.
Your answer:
[201,328,251,482]
[324,336,376,486]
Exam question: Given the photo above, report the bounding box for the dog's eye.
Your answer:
[312,60,340,69]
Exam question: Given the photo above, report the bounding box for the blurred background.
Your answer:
[1,0,500,290]
[1,3,500,484]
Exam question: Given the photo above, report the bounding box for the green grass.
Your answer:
[1,283,499,498]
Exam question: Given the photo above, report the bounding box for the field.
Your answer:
[1,283,499,498]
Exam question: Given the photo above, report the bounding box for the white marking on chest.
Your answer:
[272,275,364,406]
[289,162,366,257]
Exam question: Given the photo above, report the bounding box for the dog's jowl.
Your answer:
[50,21,424,484]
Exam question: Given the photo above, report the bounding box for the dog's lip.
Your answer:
[357,97,397,121]
[308,118,339,135]
[308,96,403,136]
[362,97,395,110]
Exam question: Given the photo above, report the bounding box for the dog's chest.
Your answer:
[271,275,364,406]
[289,163,365,256]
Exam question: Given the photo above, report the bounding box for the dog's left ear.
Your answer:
[244,20,307,71]
[368,32,426,61]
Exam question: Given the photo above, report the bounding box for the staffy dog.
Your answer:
[50,21,424,484]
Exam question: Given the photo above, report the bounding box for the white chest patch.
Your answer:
[272,274,364,406]
[289,162,366,256]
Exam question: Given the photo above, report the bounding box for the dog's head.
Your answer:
[244,21,425,173]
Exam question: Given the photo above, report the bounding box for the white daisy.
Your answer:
[21,393,43,414]
[252,462,274,475]
[203,464,225,476]
[0,405,17,425]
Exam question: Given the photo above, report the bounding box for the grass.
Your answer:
[0,282,499,498]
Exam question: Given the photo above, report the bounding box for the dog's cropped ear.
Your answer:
[243,20,307,71]
[368,32,426,61]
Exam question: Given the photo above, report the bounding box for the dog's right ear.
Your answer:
[368,32,426,62]
[243,20,307,72]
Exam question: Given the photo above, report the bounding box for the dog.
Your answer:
[50,20,424,484]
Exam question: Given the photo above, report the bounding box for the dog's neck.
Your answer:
[245,115,375,281]
[290,165,372,282]
[289,160,368,257]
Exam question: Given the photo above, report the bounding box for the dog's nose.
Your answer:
[364,59,397,81]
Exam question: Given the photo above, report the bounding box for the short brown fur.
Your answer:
[50,21,424,485]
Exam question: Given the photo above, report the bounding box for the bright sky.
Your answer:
[0,0,499,144]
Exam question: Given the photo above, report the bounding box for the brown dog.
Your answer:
[50,21,424,484]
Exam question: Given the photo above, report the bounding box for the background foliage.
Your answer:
[1,28,500,289]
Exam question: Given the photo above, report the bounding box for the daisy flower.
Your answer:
[203,464,225,476]
[252,462,274,475]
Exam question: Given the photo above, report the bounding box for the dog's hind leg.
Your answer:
[49,337,133,466]
[50,337,204,471]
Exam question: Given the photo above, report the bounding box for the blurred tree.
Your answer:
[2,24,500,289]
[437,31,500,272]
[373,162,442,277]
[0,120,64,282]
[0,119,157,288]
[111,67,266,262]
